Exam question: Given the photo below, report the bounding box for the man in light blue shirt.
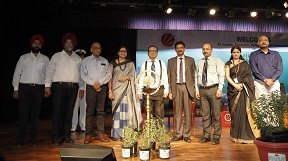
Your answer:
[81,42,112,143]
[195,43,225,145]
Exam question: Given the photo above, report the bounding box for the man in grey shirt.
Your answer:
[195,43,225,145]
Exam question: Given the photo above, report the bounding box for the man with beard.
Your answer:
[12,34,49,146]
[45,33,84,146]
[167,41,196,143]
[195,43,225,145]
[249,35,283,99]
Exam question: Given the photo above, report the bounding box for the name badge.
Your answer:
[233,78,238,84]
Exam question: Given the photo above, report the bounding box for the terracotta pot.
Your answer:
[254,138,288,161]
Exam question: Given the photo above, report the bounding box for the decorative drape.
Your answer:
[70,12,288,33]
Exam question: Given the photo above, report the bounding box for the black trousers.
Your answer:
[17,84,45,140]
[51,82,78,140]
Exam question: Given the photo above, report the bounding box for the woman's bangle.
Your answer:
[108,91,112,93]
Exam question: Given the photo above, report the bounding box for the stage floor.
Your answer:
[0,114,260,161]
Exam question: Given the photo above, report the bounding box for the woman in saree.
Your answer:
[108,45,142,141]
[224,45,258,144]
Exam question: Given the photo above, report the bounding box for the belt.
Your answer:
[20,83,44,86]
[53,82,78,86]
[176,83,186,85]
[199,84,218,89]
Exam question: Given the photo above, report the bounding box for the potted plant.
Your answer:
[138,116,157,161]
[122,125,139,158]
[252,91,288,161]
[155,119,172,159]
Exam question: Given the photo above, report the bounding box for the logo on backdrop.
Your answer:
[161,33,175,47]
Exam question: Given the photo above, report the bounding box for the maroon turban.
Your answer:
[30,34,44,47]
[61,33,77,47]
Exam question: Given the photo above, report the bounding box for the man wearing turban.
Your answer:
[12,34,49,146]
[44,33,84,146]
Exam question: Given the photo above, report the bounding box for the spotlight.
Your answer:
[165,7,172,14]
[250,11,257,17]
[286,12,288,17]
[188,9,196,16]
[284,2,288,8]
[209,8,216,15]
[265,9,274,18]
[227,10,235,17]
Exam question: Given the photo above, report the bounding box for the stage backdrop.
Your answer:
[136,30,288,93]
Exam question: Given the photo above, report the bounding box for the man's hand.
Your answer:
[79,90,84,99]
[137,94,143,99]
[168,93,172,100]
[44,87,51,97]
[93,81,101,90]
[195,91,200,99]
[163,93,168,98]
[216,90,222,98]
[13,91,19,99]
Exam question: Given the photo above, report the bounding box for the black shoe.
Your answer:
[183,137,191,143]
[17,140,24,146]
[63,137,75,144]
[31,139,38,145]
[171,136,183,141]
[212,139,220,145]
[198,137,211,143]
[52,140,60,146]
[80,130,86,132]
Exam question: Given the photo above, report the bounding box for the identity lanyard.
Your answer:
[232,59,240,78]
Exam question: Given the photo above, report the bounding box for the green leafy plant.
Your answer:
[122,126,139,147]
[155,119,172,147]
[252,90,288,133]
[138,116,157,149]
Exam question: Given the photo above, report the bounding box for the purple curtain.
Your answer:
[71,12,288,32]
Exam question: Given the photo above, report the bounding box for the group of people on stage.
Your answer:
[12,33,283,147]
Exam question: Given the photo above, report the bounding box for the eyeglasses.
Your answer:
[148,50,158,53]
[119,50,127,53]
[93,47,102,50]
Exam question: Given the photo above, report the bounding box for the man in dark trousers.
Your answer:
[44,33,84,146]
[12,34,49,146]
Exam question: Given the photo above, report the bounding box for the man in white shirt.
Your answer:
[12,34,49,146]
[137,45,169,121]
[71,49,87,132]
[44,33,84,146]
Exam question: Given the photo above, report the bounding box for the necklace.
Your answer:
[118,58,126,72]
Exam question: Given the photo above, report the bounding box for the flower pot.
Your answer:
[254,138,288,161]
[139,148,151,161]
[159,146,170,159]
[122,146,133,158]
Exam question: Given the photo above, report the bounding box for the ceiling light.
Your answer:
[265,9,274,18]
[188,9,196,16]
[227,10,235,17]
[284,2,288,8]
[165,7,172,14]
[209,8,216,15]
[250,11,257,17]
[286,12,288,17]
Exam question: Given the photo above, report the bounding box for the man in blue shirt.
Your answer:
[249,35,283,99]
[81,42,112,143]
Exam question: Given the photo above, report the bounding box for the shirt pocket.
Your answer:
[207,62,217,73]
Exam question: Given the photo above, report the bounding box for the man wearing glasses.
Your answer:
[137,45,169,121]
[80,42,112,143]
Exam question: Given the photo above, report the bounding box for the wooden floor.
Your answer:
[0,114,260,161]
